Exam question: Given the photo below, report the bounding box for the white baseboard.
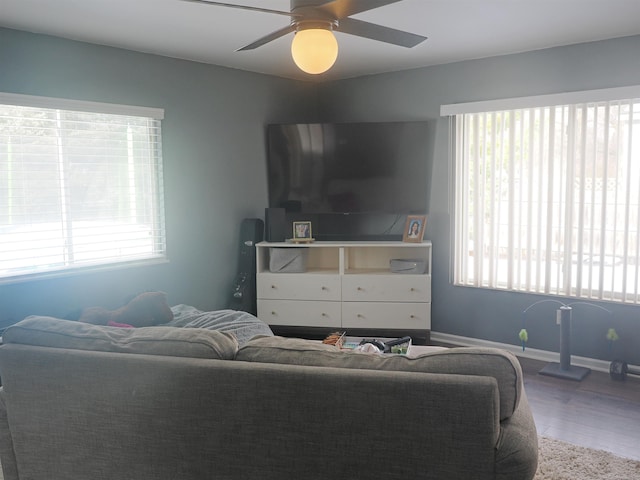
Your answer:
[430,331,614,374]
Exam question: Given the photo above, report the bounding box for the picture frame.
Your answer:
[292,221,313,242]
[403,215,426,243]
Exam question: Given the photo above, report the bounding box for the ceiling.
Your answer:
[3,0,640,82]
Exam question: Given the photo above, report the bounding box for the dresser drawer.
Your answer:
[257,273,341,301]
[342,275,431,302]
[342,302,430,329]
[258,299,341,327]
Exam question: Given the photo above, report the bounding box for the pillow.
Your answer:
[236,336,522,420]
[3,316,238,360]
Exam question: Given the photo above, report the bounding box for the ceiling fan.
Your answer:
[181,0,427,74]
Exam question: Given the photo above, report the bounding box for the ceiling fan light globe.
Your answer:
[291,29,338,74]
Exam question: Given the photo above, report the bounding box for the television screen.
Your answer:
[266,122,433,215]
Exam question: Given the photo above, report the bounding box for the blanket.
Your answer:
[165,305,273,347]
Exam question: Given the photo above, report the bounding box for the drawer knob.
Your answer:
[357,314,363,318]
[357,287,363,291]
[271,285,277,289]
[410,314,416,319]
[410,288,416,292]
[271,311,276,315]
[321,286,328,291]
[321,313,327,317]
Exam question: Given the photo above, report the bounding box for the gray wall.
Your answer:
[1,25,639,366]
[0,27,316,322]
[317,35,640,365]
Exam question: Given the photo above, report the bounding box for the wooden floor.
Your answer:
[518,356,640,461]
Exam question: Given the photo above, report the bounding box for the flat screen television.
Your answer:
[266,121,433,215]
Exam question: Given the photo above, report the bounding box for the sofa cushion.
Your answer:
[3,316,238,359]
[236,336,522,420]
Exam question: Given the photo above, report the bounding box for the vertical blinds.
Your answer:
[445,88,640,303]
[0,93,166,282]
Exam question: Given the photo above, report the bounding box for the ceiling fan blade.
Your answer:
[237,24,297,51]
[180,0,301,18]
[317,0,402,19]
[337,17,427,48]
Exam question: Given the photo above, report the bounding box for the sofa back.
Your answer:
[236,336,523,420]
[0,342,502,480]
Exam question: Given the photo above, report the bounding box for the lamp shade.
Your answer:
[291,28,338,75]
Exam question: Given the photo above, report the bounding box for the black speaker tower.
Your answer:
[265,207,286,242]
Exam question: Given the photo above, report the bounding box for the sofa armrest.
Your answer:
[495,390,539,480]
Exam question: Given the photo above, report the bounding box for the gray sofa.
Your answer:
[0,317,538,480]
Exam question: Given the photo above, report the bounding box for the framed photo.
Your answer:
[292,221,313,242]
[403,215,426,243]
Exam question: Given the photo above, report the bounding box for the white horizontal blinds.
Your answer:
[451,94,640,304]
[0,95,166,280]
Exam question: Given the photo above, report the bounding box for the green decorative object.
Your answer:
[606,327,619,357]
[519,328,528,351]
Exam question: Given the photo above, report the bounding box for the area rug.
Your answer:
[535,436,640,479]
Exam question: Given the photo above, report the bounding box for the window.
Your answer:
[0,93,166,283]
[442,86,640,304]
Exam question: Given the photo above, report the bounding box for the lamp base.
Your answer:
[539,362,591,381]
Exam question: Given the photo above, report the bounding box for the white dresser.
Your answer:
[256,241,432,340]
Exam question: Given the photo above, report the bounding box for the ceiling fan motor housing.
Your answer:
[293,19,339,32]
